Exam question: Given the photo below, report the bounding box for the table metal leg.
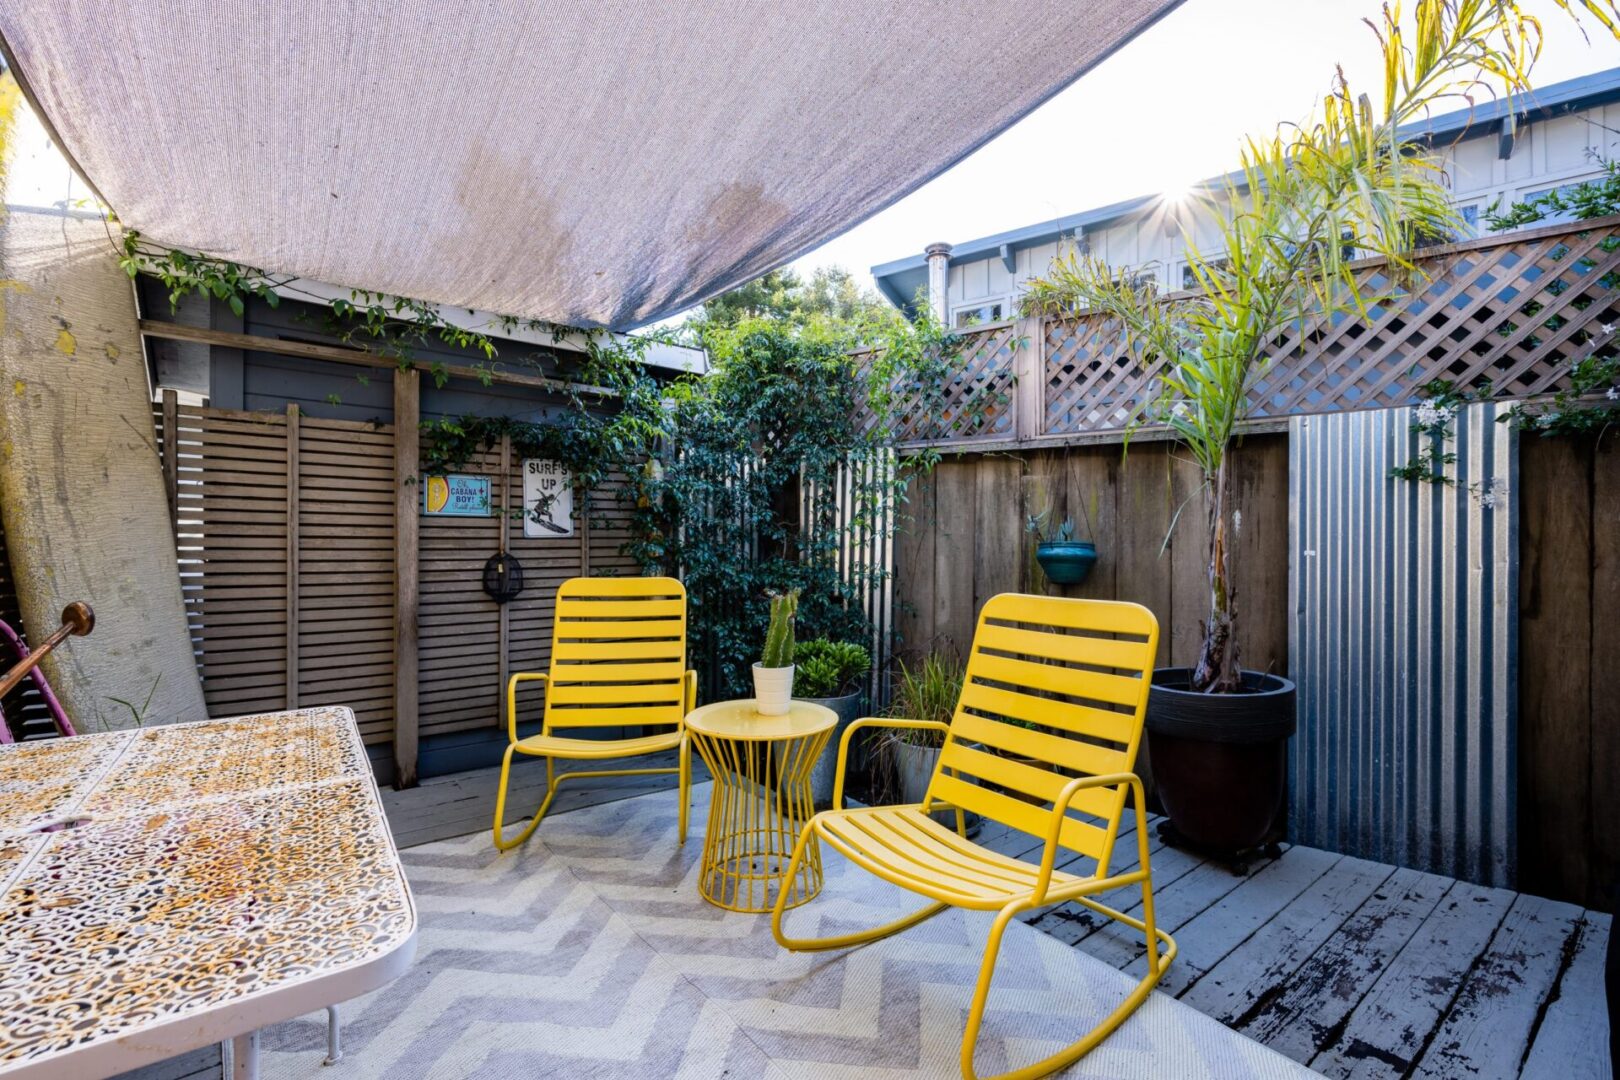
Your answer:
[324,1004,343,1065]
[689,728,832,912]
[231,1030,260,1080]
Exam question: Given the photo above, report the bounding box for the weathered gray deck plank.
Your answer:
[1174,854,1395,1027]
[1084,846,1282,969]
[1150,844,1342,994]
[1311,879,1517,1079]
[1412,893,1585,1080]
[1023,832,1203,945]
[1237,867,1452,1061]
[1519,912,1614,1080]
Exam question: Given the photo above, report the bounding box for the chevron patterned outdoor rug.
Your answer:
[262,786,1318,1078]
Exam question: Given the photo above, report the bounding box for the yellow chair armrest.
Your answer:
[833,717,951,810]
[684,670,697,716]
[506,672,549,744]
[1032,771,1144,904]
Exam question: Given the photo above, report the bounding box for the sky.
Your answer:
[790,0,1620,288]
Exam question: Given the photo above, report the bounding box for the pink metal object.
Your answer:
[0,615,77,741]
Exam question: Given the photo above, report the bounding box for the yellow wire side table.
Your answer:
[685,699,836,913]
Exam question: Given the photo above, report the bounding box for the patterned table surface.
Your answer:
[0,706,417,1078]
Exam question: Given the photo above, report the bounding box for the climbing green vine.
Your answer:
[116,228,579,391]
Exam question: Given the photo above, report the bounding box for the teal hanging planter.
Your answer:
[1035,540,1097,585]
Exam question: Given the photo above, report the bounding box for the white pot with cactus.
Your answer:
[752,589,798,715]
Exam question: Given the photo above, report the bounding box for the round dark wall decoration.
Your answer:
[482,551,524,604]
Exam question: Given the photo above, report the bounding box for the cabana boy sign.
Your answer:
[522,459,574,537]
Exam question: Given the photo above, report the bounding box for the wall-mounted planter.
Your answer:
[1035,540,1097,585]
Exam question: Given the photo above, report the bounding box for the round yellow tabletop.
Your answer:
[684,698,838,913]
[685,698,836,742]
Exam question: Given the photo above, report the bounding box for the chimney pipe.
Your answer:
[924,242,952,323]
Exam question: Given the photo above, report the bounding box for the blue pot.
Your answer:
[1036,540,1097,585]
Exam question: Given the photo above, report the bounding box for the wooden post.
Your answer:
[1012,315,1044,441]
[285,403,300,709]
[160,389,178,540]
[579,484,591,576]
[393,369,421,788]
[497,434,510,731]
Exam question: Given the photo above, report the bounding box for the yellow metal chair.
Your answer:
[493,576,696,851]
[771,593,1175,1080]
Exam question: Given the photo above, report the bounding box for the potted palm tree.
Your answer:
[1021,0,1565,859]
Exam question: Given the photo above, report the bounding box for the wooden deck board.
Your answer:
[1519,912,1614,1080]
[120,764,1612,1080]
[1178,854,1398,1025]
[1311,880,1517,1079]
[1411,893,1585,1080]
[1237,867,1454,1062]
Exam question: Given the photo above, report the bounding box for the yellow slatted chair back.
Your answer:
[544,577,689,735]
[926,593,1159,875]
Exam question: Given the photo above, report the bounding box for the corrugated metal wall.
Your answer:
[1289,403,1518,887]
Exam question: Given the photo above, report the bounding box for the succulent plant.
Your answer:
[792,639,872,697]
[760,589,799,668]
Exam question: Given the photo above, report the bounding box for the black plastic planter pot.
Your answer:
[1144,668,1296,859]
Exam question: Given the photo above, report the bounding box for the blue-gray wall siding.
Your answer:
[1289,403,1518,888]
[140,280,585,423]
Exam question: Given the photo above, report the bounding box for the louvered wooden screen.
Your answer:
[159,406,624,746]
[156,403,398,741]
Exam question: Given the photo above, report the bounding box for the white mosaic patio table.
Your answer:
[0,706,417,1079]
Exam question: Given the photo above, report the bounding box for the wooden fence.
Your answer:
[888,432,1617,911]
[155,395,636,775]
[865,214,1620,447]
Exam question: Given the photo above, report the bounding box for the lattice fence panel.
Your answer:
[854,321,1018,442]
[1041,217,1620,438]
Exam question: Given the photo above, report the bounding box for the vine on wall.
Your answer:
[117,228,584,391]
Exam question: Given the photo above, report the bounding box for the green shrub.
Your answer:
[793,639,872,697]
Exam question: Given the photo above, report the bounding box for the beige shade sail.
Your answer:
[0,1,1177,329]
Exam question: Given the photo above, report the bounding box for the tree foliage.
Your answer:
[689,265,898,336]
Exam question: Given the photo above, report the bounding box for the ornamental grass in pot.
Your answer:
[876,655,978,830]
[1021,0,1557,862]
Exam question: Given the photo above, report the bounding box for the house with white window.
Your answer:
[873,66,1620,324]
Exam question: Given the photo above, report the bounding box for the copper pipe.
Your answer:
[0,603,93,700]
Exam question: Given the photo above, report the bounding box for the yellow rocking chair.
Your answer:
[771,593,1176,1079]
[493,576,696,850]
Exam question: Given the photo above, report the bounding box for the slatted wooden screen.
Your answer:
[801,449,897,704]
[157,402,398,741]
[158,407,624,747]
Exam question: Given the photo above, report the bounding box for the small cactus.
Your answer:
[760,590,799,668]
